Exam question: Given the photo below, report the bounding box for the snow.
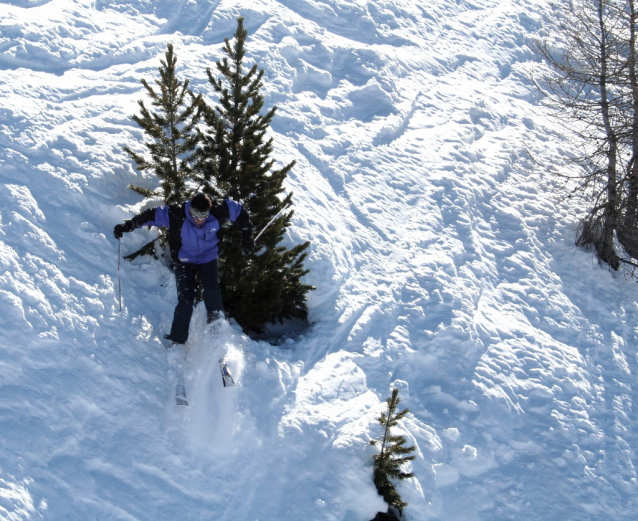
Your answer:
[1,0,637,519]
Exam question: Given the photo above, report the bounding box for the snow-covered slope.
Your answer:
[1,0,637,519]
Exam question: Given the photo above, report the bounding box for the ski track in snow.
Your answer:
[1,0,637,519]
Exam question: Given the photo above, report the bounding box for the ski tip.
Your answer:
[176,383,188,405]
[222,376,236,387]
[219,361,236,387]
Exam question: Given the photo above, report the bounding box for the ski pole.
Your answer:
[117,239,122,312]
[254,204,291,244]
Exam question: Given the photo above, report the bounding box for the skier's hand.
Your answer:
[113,224,125,240]
[113,221,134,240]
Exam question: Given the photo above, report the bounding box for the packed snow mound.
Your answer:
[1,0,637,520]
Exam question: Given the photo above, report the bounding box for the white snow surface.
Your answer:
[1,0,637,519]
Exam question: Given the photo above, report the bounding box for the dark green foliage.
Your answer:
[124,43,201,259]
[198,18,314,332]
[125,43,201,204]
[370,388,416,517]
[120,24,314,331]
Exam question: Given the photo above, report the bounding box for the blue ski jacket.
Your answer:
[130,198,249,264]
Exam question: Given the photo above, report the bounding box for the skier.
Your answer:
[113,193,254,344]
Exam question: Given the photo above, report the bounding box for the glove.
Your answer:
[241,229,255,255]
[113,220,135,239]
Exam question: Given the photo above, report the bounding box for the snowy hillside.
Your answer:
[1,0,637,519]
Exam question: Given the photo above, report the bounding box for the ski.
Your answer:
[164,336,189,405]
[219,358,235,387]
[176,378,188,406]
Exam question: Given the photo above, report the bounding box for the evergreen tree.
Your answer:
[124,43,201,259]
[370,388,416,518]
[197,18,314,332]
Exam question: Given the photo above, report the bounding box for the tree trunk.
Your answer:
[620,0,638,256]
[597,0,620,268]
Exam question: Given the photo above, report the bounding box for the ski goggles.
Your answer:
[190,207,210,220]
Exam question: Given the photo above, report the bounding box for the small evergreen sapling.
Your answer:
[197,18,313,332]
[370,388,416,518]
[123,43,201,259]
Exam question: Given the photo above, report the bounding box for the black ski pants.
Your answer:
[168,259,224,343]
